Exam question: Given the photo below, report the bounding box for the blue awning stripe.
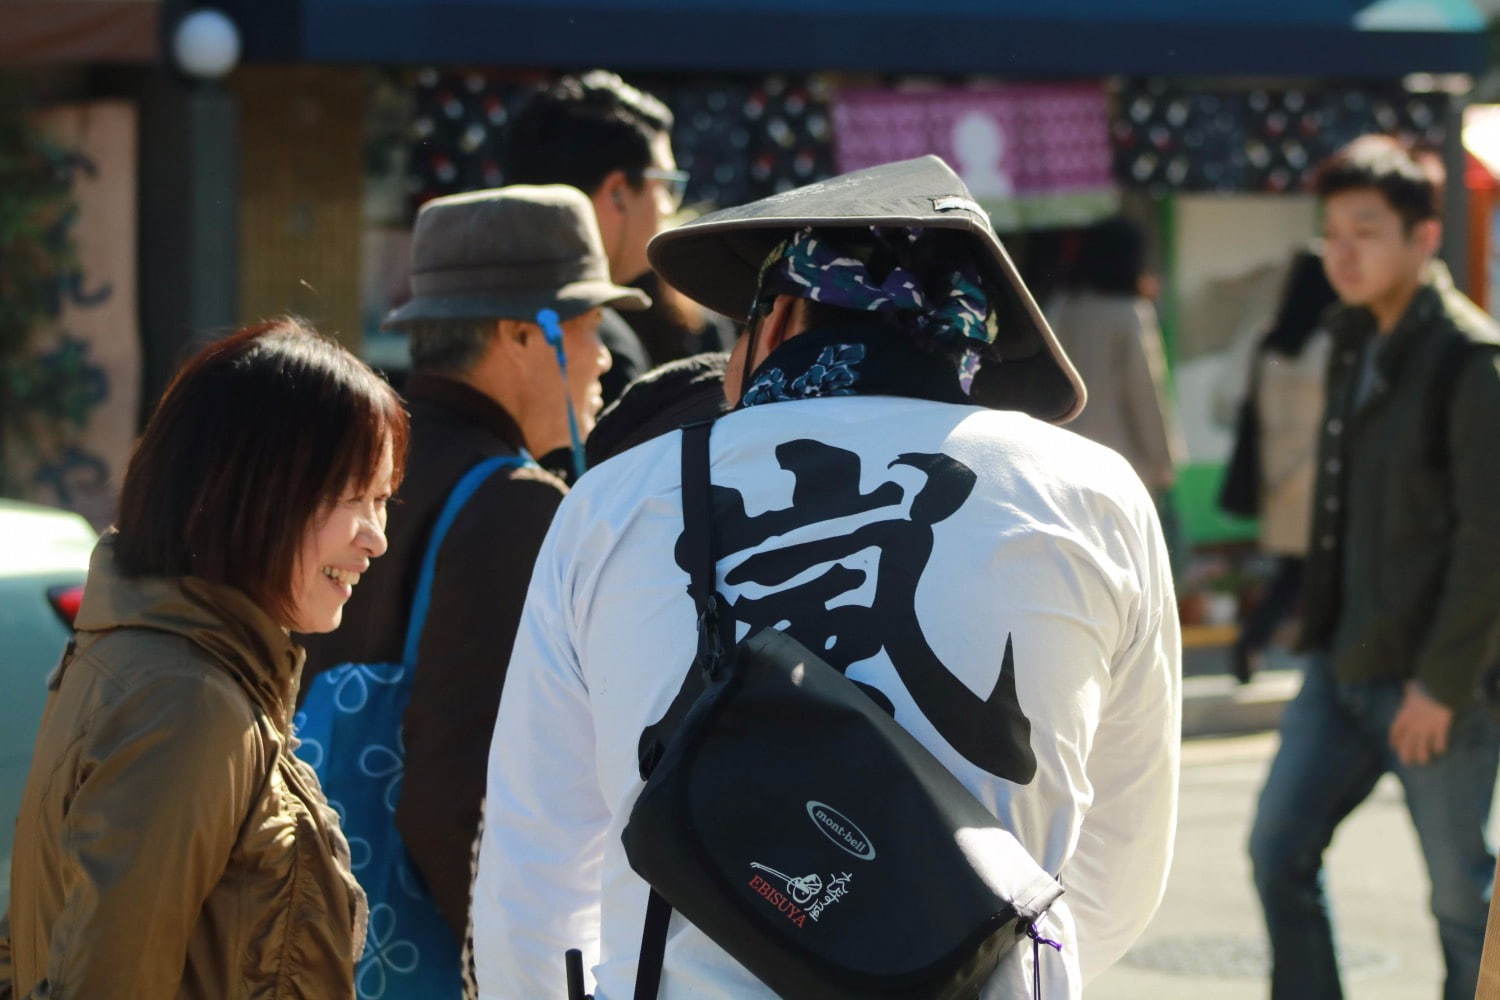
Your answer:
[223,0,1489,76]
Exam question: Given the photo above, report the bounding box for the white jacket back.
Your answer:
[472,395,1181,1000]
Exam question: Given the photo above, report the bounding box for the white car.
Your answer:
[0,500,94,909]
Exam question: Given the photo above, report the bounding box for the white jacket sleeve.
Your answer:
[1060,504,1181,982]
[472,523,610,1000]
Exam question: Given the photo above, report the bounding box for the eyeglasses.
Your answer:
[639,167,691,212]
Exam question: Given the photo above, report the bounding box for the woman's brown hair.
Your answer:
[115,318,408,624]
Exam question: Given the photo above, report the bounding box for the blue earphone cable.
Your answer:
[535,308,587,481]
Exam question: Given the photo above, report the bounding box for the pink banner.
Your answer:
[833,84,1112,200]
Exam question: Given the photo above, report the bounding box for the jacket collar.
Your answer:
[405,373,527,452]
[74,532,305,728]
[1329,260,1452,378]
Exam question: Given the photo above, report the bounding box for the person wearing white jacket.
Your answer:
[470,156,1181,1000]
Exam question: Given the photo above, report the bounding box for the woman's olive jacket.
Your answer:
[1,534,367,998]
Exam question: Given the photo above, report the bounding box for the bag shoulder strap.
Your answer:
[680,420,716,616]
[631,420,720,1000]
[679,419,732,675]
[633,889,673,1000]
[402,452,531,664]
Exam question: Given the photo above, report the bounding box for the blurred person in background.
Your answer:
[297,186,646,989]
[0,319,406,998]
[1219,249,1338,683]
[503,70,692,403]
[1043,215,1186,498]
[1248,136,1500,1000]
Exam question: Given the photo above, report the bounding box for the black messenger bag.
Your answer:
[620,420,1063,1000]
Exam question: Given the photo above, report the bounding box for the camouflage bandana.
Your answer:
[749,227,995,350]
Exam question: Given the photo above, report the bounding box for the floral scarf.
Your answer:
[740,322,971,410]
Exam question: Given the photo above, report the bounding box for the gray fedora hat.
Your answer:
[647,155,1085,424]
[385,184,650,329]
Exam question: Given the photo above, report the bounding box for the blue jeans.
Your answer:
[1248,655,1500,1000]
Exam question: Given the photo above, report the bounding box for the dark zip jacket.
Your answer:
[1300,264,1500,709]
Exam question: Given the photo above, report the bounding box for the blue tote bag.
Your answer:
[295,453,529,1000]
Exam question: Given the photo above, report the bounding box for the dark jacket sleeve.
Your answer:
[1416,350,1500,707]
[395,470,566,941]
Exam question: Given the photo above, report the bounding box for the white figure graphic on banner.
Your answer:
[951,110,1014,199]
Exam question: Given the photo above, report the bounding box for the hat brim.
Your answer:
[646,156,1086,424]
[382,280,650,330]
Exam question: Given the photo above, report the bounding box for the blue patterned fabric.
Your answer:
[295,453,530,1000]
[737,323,970,413]
[751,227,995,349]
[742,343,866,406]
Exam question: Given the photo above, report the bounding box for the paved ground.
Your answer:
[1093,731,1448,999]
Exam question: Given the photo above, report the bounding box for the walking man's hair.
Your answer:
[503,71,673,195]
[1314,135,1443,230]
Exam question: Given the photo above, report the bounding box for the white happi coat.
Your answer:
[472,394,1180,999]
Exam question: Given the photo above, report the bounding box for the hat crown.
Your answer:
[383,183,652,328]
[409,184,611,289]
[646,154,1086,423]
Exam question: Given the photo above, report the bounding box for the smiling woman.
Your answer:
[115,317,408,628]
[0,318,410,1000]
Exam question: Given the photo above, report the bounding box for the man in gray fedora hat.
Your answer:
[299,184,649,963]
[472,156,1180,999]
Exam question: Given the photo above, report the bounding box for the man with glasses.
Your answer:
[504,71,694,406]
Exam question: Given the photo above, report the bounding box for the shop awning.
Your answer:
[224,0,1488,76]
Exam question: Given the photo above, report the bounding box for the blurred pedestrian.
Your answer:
[1044,215,1185,496]
[471,156,1179,999]
[0,319,406,998]
[504,70,690,403]
[1248,136,1500,1000]
[297,185,645,997]
[1219,248,1338,682]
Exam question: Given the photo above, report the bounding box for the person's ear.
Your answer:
[599,170,630,215]
[495,318,529,349]
[759,296,802,356]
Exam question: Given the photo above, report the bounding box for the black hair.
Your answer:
[503,70,673,195]
[1314,134,1443,230]
[1261,248,1338,357]
[1065,216,1146,297]
[117,319,408,625]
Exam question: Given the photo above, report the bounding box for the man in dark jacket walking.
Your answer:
[1248,136,1500,1000]
[299,185,649,951]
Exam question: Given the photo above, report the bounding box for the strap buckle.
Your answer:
[696,593,728,681]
